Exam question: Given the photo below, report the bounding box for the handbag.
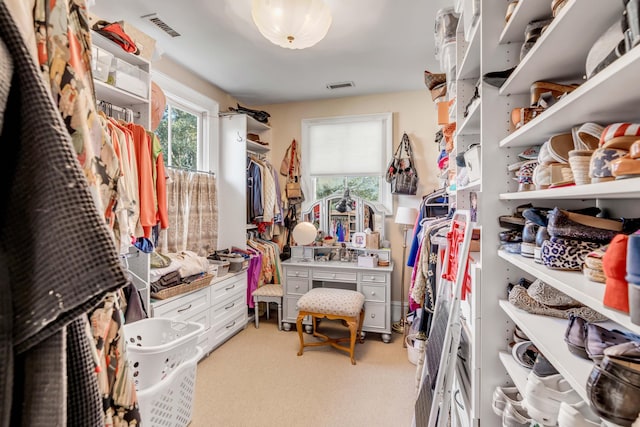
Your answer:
[286,180,302,199]
[387,133,419,195]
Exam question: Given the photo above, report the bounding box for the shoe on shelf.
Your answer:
[530,82,580,107]
[512,340,539,369]
[513,324,530,343]
[502,401,535,427]
[483,67,516,88]
[534,226,550,264]
[521,221,539,258]
[525,360,582,426]
[521,18,554,61]
[492,386,523,416]
[557,400,603,427]
[527,279,582,308]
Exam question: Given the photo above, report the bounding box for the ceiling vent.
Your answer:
[326,81,355,90]
[141,13,181,38]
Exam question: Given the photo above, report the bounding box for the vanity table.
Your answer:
[282,192,393,342]
[281,258,393,343]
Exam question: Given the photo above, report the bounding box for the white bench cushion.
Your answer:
[297,288,365,317]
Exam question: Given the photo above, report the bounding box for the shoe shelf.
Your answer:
[498,351,529,394]
[498,250,640,335]
[458,179,481,192]
[498,0,554,45]
[458,17,481,81]
[499,0,624,96]
[498,177,640,200]
[499,45,640,149]
[457,99,480,136]
[499,300,595,402]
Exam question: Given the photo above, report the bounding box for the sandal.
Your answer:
[551,0,569,17]
[511,106,545,130]
[530,81,580,106]
[505,0,519,23]
[571,122,604,151]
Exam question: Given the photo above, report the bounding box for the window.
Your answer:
[156,99,202,170]
[151,71,219,174]
[302,113,393,213]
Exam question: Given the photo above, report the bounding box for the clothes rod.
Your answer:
[166,165,216,177]
[96,100,141,119]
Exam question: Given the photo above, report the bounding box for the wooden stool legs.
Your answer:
[296,309,365,365]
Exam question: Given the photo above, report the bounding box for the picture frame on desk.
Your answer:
[352,232,366,248]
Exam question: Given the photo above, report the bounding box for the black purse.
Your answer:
[388,133,419,195]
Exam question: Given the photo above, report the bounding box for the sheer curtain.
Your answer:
[160,168,218,255]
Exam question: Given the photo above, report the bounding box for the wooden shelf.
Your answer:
[498,177,640,200]
[498,250,640,335]
[458,18,481,80]
[499,0,624,96]
[498,351,529,393]
[499,0,554,44]
[499,300,595,402]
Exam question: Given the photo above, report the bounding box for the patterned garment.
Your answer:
[31,1,140,424]
[0,2,134,424]
[35,0,120,219]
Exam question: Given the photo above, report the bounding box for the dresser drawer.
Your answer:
[361,284,385,303]
[183,308,210,331]
[363,302,386,330]
[211,291,245,324]
[312,270,357,282]
[211,272,247,304]
[152,287,210,319]
[211,307,246,343]
[286,268,309,278]
[359,272,388,284]
[287,278,310,295]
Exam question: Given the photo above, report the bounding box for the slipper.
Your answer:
[512,341,539,369]
[600,122,640,149]
[548,133,575,164]
[498,203,532,229]
[530,81,580,106]
[611,154,640,178]
[590,147,628,182]
[518,145,541,160]
[537,141,555,165]
[571,122,604,151]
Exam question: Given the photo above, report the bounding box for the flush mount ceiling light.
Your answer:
[251,0,332,49]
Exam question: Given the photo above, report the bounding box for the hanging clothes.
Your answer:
[0,3,136,424]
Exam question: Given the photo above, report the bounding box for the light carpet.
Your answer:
[190,314,418,427]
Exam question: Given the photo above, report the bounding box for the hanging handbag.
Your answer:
[285,140,304,200]
[388,133,419,195]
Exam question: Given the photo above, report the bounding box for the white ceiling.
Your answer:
[90,0,452,105]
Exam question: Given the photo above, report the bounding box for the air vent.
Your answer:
[326,81,355,90]
[141,13,181,37]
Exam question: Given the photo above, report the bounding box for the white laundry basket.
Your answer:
[123,318,204,390]
[137,346,203,427]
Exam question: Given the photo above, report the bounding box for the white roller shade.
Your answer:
[308,121,383,175]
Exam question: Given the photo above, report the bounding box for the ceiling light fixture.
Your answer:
[251,0,332,50]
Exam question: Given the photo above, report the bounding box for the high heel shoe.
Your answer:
[530,81,580,106]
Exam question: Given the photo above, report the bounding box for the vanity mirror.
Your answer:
[301,191,386,245]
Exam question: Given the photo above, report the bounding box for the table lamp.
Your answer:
[392,206,418,334]
[292,221,317,261]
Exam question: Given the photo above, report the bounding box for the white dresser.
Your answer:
[151,270,248,359]
[281,260,393,343]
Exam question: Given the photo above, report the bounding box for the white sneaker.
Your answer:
[502,401,538,427]
[492,386,523,416]
[524,372,582,426]
[557,401,602,427]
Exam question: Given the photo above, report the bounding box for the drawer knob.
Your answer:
[295,272,300,277]
[371,291,376,296]
[370,313,376,318]
[295,285,300,290]
[370,276,375,280]
[177,304,192,313]
[332,273,336,278]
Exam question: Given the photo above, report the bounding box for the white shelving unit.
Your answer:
[441,0,640,425]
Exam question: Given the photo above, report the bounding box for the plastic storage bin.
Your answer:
[434,7,459,55]
[209,259,230,276]
[111,58,149,98]
[439,41,456,80]
[123,318,204,390]
[137,346,202,427]
[90,46,113,82]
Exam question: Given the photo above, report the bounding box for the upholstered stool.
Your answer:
[252,284,283,331]
[296,288,365,365]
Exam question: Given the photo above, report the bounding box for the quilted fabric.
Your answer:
[253,284,284,297]
[297,288,365,318]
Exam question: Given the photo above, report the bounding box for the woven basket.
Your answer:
[568,149,593,185]
[151,273,214,300]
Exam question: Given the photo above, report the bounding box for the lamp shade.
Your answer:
[251,0,332,49]
[292,221,317,245]
[395,207,418,226]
